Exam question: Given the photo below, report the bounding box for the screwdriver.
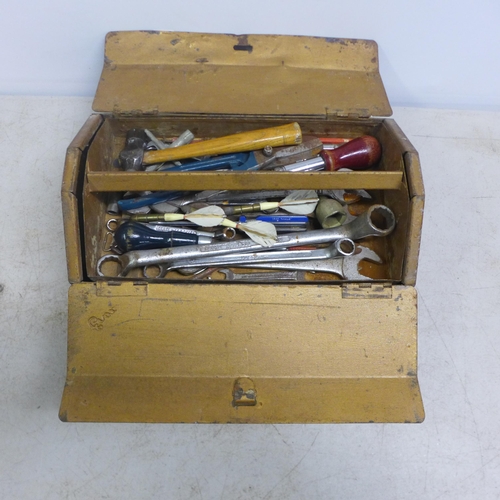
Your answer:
[113,221,213,252]
[274,135,381,172]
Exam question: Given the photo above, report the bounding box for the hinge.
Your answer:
[342,282,393,299]
[112,107,159,117]
[142,108,160,116]
[96,281,148,297]
[325,110,371,120]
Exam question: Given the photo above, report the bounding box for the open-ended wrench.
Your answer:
[226,245,382,280]
[96,205,395,277]
[168,238,355,274]
[218,269,302,281]
[176,245,381,280]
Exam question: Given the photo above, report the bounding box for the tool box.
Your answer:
[60,31,425,423]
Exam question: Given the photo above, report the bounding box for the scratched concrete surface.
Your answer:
[1,97,500,499]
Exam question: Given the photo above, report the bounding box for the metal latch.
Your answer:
[232,377,257,407]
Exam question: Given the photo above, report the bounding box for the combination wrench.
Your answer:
[227,245,382,280]
[177,245,381,280]
[167,238,355,274]
[218,269,302,281]
[96,204,395,277]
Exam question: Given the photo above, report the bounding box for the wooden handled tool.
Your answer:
[142,122,302,165]
[321,135,381,171]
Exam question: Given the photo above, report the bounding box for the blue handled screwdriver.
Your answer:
[113,221,213,252]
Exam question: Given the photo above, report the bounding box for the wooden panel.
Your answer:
[61,190,83,283]
[403,194,425,286]
[61,114,104,283]
[93,32,392,118]
[86,171,403,192]
[60,376,423,423]
[378,120,425,282]
[60,282,423,423]
[380,120,425,283]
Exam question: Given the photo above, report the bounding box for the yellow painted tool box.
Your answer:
[60,31,425,423]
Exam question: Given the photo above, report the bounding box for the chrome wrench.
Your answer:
[218,269,302,281]
[227,245,382,280]
[176,245,381,280]
[168,238,355,275]
[96,204,395,277]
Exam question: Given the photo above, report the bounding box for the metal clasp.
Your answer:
[232,377,257,407]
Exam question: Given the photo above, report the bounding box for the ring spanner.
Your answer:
[167,238,355,275]
[224,245,382,280]
[175,245,381,280]
[96,205,395,277]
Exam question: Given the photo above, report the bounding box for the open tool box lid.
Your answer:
[59,31,424,423]
[92,31,392,118]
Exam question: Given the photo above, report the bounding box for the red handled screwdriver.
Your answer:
[275,135,382,172]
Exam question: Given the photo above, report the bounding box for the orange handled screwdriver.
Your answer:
[142,122,302,165]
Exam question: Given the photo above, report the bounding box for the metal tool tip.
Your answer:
[367,205,396,236]
[335,238,356,256]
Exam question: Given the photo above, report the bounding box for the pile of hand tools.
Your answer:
[97,123,395,282]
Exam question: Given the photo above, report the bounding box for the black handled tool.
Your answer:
[114,221,213,252]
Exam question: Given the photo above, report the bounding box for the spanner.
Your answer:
[218,269,302,281]
[227,245,382,280]
[179,246,381,280]
[96,205,395,277]
[168,238,355,274]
